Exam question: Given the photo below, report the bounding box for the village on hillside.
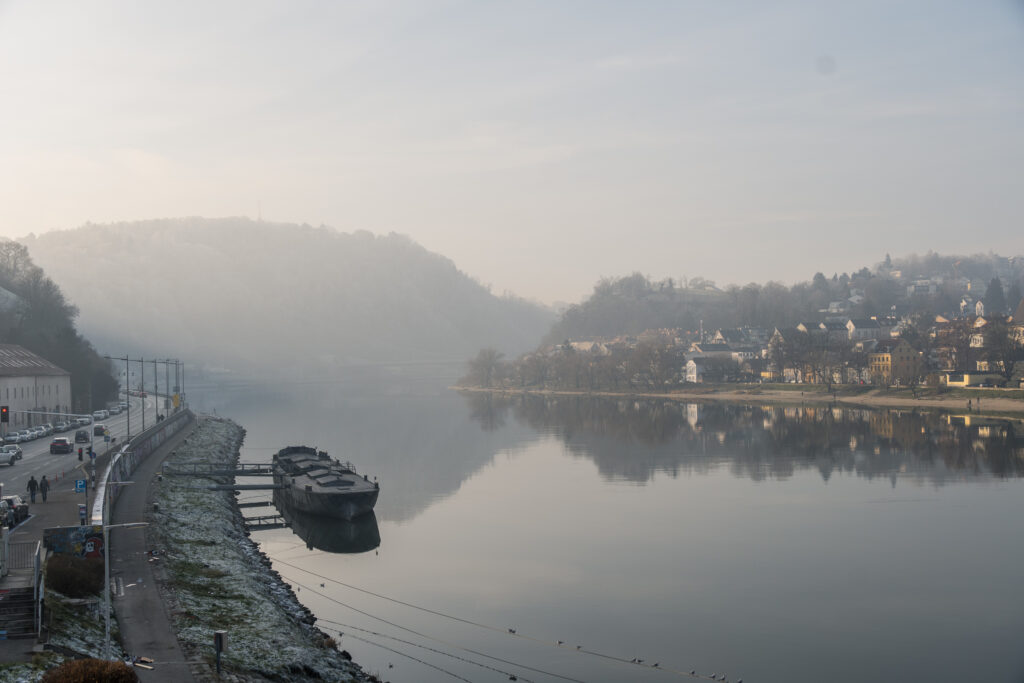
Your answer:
[467,281,1024,393]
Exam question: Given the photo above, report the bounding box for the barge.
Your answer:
[272,446,379,520]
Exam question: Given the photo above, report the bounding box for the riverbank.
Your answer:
[147,416,378,682]
[456,384,1024,419]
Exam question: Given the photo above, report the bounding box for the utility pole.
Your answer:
[104,356,140,438]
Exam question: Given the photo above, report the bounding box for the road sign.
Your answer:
[75,479,87,493]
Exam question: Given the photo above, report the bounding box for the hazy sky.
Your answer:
[1,1,1023,304]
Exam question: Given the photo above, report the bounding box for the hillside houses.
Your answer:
[510,305,1024,392]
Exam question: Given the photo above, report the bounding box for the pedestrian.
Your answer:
[39,475,50,502]
[26,475,38,503]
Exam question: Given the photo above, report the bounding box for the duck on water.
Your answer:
[273,446,379,520]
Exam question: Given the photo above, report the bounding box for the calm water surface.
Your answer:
[190,370,1024,683]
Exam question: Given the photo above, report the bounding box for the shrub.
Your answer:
[41,658,139,682]
[46,554,104,598]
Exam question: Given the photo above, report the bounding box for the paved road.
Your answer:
[0,395,155,508]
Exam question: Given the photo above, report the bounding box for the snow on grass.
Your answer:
[148,416,376,682]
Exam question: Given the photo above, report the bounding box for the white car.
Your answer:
[92,410,108,421]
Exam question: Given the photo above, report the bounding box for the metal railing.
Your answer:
[5,541,39,570]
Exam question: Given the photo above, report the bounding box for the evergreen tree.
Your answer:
[983,277,1007,315]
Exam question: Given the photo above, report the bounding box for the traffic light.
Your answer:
[0,406,8,423]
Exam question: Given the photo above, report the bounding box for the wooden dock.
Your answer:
[244,514,289,531]
[162,461,275,477]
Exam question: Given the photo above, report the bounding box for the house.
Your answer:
[686,356,740,383]
[847,318,881,342]
[0,344,73,429]
[868,339,922,384]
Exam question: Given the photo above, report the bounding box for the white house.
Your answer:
[0,344,72,429]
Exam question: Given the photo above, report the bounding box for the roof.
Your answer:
[847,318,879,329]
[0,344,69,378]
[870,339,905,354]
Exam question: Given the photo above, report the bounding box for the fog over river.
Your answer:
[189,368,1024,683]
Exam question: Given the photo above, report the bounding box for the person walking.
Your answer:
[26,475,38,503]
[39,475,50,502]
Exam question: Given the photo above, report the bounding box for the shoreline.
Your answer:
[148,415,376,682]
[454,385,1024,420]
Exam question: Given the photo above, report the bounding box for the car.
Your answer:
[3,431,21,444]
[118,401,128,409]
[0,444,22,460]
[50,437,73,454]
[0,447,16,466]
[75,429,90,443]
[2,495,28,524]
[40,423,54,436]
[77,416,92,426]
[0,500,13,528]
[94,423,107,436]
[108,405,122,415]
[27,427,43,440]
[92,410,108,421]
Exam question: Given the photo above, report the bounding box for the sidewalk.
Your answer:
[0,453,105,663]
[0,419,198,680]
[107,418,197,681]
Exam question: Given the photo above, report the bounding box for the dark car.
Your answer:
[50,437,73,454]
[94,424,107,436]
[74,429,90,443]
[2,495,28,524]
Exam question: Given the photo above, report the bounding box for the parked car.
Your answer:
[0,447,16,466]
[0,500,13,527]
[2,495,28,524]
[92,410,108,421]
[93,423,107,436]
[27,427,44,440]
[3,431,21,444]
[77,416,92,426]
[0,444,22,461]
[75,429,90,443]
[118,401,128,409]
[41,423,54,436]
[108,405,122,415]
[50,437,73,454]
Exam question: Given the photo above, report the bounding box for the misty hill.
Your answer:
[546,253,1024,343]
[21,218,555,375]
[0,240,118,409]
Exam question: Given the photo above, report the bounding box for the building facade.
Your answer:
[0,344,73,430]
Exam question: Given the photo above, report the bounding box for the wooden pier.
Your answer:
[244,514,289,531]
[162,462,275,477]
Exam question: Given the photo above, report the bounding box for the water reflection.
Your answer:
[464,394,1024,485]
[273,490,381,554]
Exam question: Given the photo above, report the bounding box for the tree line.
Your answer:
[0,240,117,411]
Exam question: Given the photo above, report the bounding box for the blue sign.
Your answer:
[104,435,111,442]
[74,479,87,493]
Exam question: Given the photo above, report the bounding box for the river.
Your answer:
[188,368,1024,683]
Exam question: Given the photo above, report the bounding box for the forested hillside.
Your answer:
[0,240,118,410]
[547,254,1024,344]
[22,219,555,375]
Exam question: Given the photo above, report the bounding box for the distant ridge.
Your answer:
[22,218,555,375]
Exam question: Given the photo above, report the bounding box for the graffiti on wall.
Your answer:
[43,525,105,558]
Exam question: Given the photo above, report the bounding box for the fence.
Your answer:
[4,541,39,570]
